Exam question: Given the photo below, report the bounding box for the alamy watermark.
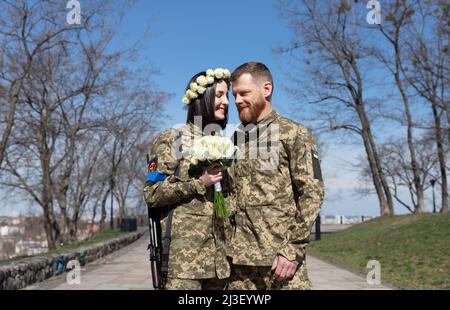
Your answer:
[366,260,381,285]
[66,0,82,26]
[66,259,81,285]
[366,0,382,25]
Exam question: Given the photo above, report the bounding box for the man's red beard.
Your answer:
[238,97,266,124]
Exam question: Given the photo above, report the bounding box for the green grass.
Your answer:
[308,213,450,289]
[0,229,125,266]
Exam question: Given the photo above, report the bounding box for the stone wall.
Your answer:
[0,230,146,290]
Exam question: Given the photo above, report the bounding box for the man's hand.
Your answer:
[271,255,298,281]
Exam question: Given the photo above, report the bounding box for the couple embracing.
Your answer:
[144,62,324,290]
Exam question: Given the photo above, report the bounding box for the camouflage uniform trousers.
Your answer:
[165,277,229,290]
[228,262,311,290]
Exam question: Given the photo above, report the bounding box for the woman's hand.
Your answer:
[200,164,223,187]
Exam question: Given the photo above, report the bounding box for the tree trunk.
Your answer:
[368,129,395,216]
[397,83,426,214]
[392,42,426,213]
[0,90,19,168]
[345,47,394,216]
[69,212,79,241]
[54,193,71,242]
[120,197,126,220]
[40,126,56,248]
[362,133,390,215]
[42,206,56,250]
[445,106,450,147]
[90,205,97,237]
[356,105,394,216]
[100,189,110,230]
[431,102,449,213]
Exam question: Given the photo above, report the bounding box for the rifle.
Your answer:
[148,206,175,290]
[148,207,163,289]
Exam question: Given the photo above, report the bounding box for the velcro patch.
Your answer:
[311,150,323,181]
[147,156,158,172]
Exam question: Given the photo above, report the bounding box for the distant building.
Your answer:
[0,226,25,236]
[0,216,47,260]
[15,240,48,256]
[321,215,337,224]
[320,215,375,225]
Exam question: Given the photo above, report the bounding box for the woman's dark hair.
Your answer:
[185,72,229,130]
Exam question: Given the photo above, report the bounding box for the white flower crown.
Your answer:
[182,68,231,105]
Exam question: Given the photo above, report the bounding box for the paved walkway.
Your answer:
[25,236,153,290]
[308,256,392,290]
[25,232,392,290]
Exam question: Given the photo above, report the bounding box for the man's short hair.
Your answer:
[231,62,274,100]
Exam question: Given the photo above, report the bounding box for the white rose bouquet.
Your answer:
[190,136,239,219]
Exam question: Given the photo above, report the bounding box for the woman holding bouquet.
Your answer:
[144,68,234,290]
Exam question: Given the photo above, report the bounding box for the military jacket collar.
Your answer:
[235,110,280,140]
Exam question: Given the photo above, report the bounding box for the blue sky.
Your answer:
[1,0,437,217]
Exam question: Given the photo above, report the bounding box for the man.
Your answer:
[227,62,324,290]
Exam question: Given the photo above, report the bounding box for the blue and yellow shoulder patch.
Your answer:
[146,156,167,182]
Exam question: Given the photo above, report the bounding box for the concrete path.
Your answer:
[25,235,153,290]
[308,255,392,290]
[25,231,393,290]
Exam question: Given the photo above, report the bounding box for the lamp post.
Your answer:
[315,213,321,241]
[430,179,436,213]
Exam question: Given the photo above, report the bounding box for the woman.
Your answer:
[144,68,233,290]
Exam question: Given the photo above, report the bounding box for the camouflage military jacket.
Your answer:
[228,110,325,266]
[143,123,232,279]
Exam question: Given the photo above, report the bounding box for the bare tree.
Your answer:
[0,0,108,248]
[277,0,394,216]
[373,0,427,213]
[0,1,168,248]
[100,102,161,228]
[0,1,74,168]
[400,1,449,213]
[115,140,151,220]
[369,135,438,213]
[63,132,109,241]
